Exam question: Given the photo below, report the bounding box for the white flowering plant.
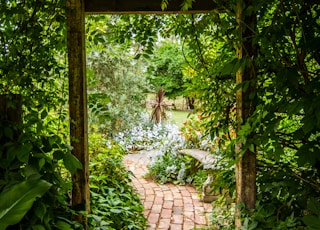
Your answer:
[146,151,192,185]
[114,112,185,152]
[114,112,233,186]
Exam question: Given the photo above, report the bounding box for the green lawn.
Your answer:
[146,109,190,128]
[167,110,190,128]
[145,108,190,128]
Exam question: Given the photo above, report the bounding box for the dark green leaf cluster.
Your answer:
[238,0,320,228]
[0,0,84,229]
[0,114,82,229]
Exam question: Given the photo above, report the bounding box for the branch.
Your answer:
[291,171,320,191]
[191,14,210,76]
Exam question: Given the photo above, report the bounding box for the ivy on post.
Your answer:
[66,0,90,226]
[235,0,257,228]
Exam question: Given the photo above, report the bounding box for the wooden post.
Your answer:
[0,94,22,133]
[0,94,22,177]
[235,0,257,228]
[66,0,90,226]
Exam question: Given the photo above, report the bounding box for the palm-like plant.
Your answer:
[151,88,167,124]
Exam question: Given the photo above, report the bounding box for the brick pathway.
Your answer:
[123,150,212,230]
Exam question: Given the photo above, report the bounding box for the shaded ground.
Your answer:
[123,150,212,230]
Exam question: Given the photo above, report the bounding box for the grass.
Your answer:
[146,93,190,128]
[144,108,190,129]
[166,110,190,128]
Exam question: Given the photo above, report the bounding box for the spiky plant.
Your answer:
[151,88,167,124]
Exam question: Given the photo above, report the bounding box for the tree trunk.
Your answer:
[235,0,257,228]
[0,94,22,177]
[0,94,22,135]
[66,0,90,227]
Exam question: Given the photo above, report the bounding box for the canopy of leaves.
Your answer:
[146,39,187,99]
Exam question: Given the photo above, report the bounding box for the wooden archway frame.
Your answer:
[66,0,256,228]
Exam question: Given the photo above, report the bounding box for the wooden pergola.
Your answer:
[66,0,256,228]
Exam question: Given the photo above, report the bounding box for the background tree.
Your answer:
[86,16,150,137]
[146,39,187,99]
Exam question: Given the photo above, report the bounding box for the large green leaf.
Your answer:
[0,179,52,229]
[63,152,83,175]
[302,215,320,230]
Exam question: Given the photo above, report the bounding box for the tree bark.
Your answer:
[235,0,257,228]
[66,0,90,227]
[0,94,22,135]
[0,94,22,179]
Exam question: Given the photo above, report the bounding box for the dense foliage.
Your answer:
[0,2,147,230]
[88,134,147,230]
[245,1,320,228]
[177,1,320,228]
[86,16,149,136]
[146,40,187,99]
[0,0,82,229]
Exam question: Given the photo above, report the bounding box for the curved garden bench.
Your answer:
[178,149,231,203]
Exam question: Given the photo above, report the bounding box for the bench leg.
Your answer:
[202,175,219,203]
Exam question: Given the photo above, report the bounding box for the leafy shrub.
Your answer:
[180,114,217,151]
[191,170,208,191]
[240,159,319,229]
[0,131,83,229]
[210,198,235,229]
[146,151,193,185]
[88,135,146,230]
[86,43,149,137]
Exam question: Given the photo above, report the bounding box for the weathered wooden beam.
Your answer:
[0,94,22,132]
[0,94,23,181]
[85,0,218,14]
[66,0,90,226]
[235,0,257,228]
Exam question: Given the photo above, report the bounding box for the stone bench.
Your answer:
[179,149,219,170]
[178,149,229,203]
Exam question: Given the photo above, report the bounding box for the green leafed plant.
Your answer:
[0,179,51,229]
[88,134,146,230]
[302,198,320,230]
[0,0,82,227]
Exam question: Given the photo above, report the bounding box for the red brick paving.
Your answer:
[123,151,212,230]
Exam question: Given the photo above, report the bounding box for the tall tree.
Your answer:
[86,15,150,136]
[146,39,187,99]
